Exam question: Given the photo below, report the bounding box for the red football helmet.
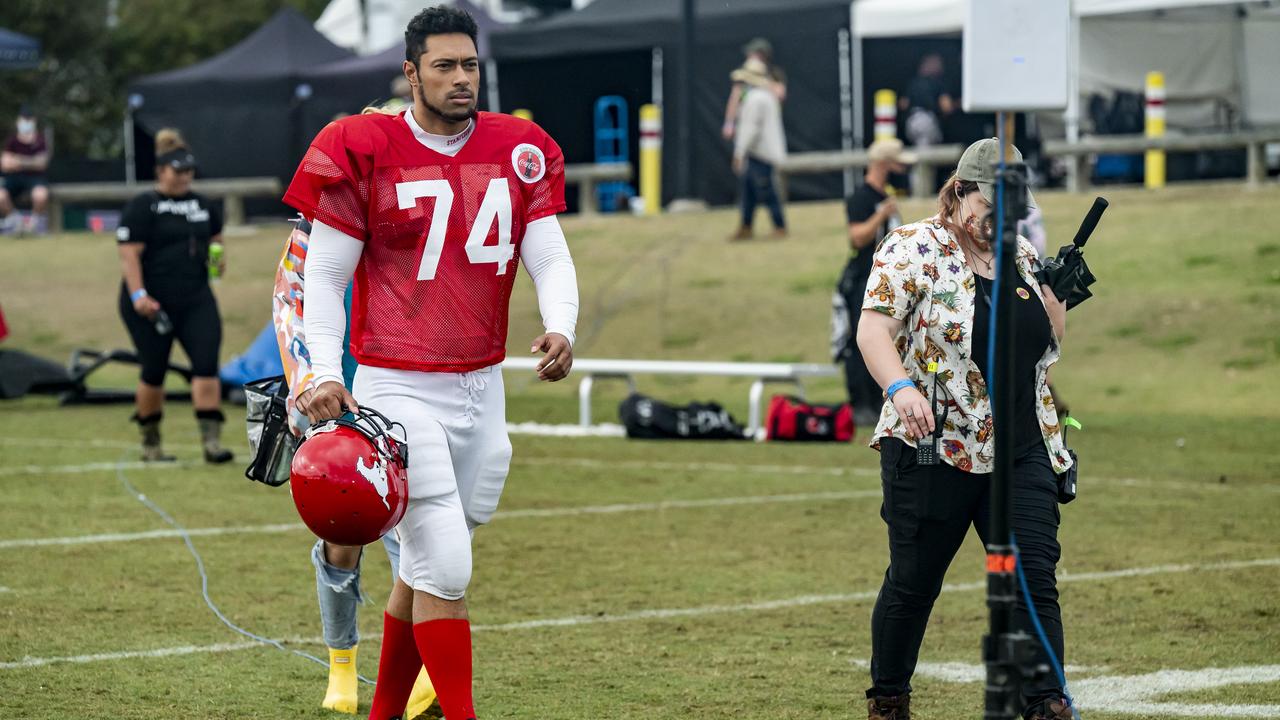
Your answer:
[290,406,409,546]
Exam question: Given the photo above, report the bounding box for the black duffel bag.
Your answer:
[619,393,749,440]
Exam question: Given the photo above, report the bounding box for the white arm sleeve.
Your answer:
[303,220,363,388]
[520,215,579,347]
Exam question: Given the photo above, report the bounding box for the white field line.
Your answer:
[3,446,1276,495]
[849,658,1107,681]
[0,460,202,477]
[0,641,264,669]
[0,436,200,451]
[0,454,877,480]
[0,490,878,549]
[852,658,1280,718]
[3,556,1276,671]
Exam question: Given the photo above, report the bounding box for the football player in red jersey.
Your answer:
[283,7,579,719]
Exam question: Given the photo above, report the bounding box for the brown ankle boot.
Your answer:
[867,694,910,720]
[134,412,175,462]
[1024,697,1073,720]
[196,409,234,464]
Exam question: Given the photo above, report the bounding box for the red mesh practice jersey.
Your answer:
[284,111,566,372]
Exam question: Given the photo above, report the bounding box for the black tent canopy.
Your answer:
[129,8,352,185]
[489,0,852,207]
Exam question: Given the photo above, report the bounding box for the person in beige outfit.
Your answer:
[730,58,787,239]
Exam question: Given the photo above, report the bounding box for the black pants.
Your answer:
[868,438,1065,706]
[119,285,222,386]
[842,281,880,413]
[739,157,786,230]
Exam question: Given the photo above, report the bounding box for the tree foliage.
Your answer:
[0,0,329,160]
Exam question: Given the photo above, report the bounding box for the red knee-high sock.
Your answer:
[368,612,422,720]
[413,619,475,720]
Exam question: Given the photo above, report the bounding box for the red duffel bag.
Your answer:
[765,395,855,442]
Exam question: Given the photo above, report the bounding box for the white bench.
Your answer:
[501,357,839,435]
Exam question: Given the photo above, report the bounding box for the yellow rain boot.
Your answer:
[322,646,359,714]
[404,667,437,719]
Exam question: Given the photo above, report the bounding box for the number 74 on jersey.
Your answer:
[396,177,515,281]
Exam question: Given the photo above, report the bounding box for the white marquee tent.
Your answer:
[850,0,1280,145]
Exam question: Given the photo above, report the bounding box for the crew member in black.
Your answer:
[839,138,913,426]
[116,128,233,463]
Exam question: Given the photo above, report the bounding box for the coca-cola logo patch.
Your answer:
[511,143,546,184]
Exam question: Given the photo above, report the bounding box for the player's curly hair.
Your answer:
[404,5,478,66]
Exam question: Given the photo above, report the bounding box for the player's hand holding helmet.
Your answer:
[290,406,409,546]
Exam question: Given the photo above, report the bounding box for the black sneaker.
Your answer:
[868,694,910,720]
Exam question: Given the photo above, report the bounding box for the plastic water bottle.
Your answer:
[153,309,173,336]
[208,243,223,282]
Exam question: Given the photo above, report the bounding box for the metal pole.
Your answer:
[837,28,854,196]
[675,0,695,199]
[485,58,500,113]
[851,3,864,151]
[123,107,136,186]
[651,46,664,110]
[983,113,1033,720]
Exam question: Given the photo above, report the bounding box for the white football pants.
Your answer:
[352,363,512,600]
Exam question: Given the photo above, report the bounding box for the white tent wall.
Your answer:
[1242,13,1280,125]
[315,0,522,55]
[1078,16,1237,129]
[850,0,1280,143]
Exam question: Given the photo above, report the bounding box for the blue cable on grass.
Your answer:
[1011,533,1082,719]
[114,453,375,686]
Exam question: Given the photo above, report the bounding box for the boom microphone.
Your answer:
[1070,197,1109,249]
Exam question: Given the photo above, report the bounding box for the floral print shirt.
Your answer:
[861,215,1073,475]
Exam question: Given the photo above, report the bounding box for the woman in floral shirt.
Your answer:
[855,139,1073,720]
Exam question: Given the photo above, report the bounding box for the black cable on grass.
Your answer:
[115,452,375,686]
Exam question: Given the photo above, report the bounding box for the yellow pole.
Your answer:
[639,104,662,215]
[513,108,533,121]
[1145,71,1165,189]
[874,89,897,141]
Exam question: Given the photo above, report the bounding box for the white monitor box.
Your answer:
[962,0,1069,112]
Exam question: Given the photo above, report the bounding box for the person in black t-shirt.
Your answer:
[837,138,914,425]
[116,128,233,464]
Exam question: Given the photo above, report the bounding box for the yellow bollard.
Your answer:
[513,108,533,121]
[1144,71,1165,189]
[639,104,662,215]
[874,89,897,141]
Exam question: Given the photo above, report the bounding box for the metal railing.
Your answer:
[780,144,962,199]
[501,356,838,436]
[780,128,1280,197]
[1043,129,1280,192]
[47,177,281,231]
[563,162,632,217]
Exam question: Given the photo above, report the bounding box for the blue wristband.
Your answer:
[130,288,148,303]
[886,378,915,400]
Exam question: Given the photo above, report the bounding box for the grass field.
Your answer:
[0,183,1278,719]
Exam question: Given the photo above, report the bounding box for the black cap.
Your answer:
[157,148,197,171]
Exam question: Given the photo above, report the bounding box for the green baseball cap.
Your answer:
[956,137,1037,209]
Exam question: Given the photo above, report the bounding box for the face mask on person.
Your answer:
[16,119,35,137]
[887,172,911,191]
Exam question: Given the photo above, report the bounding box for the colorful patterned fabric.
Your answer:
[861,216,1073,475]
[272,222,313,434]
